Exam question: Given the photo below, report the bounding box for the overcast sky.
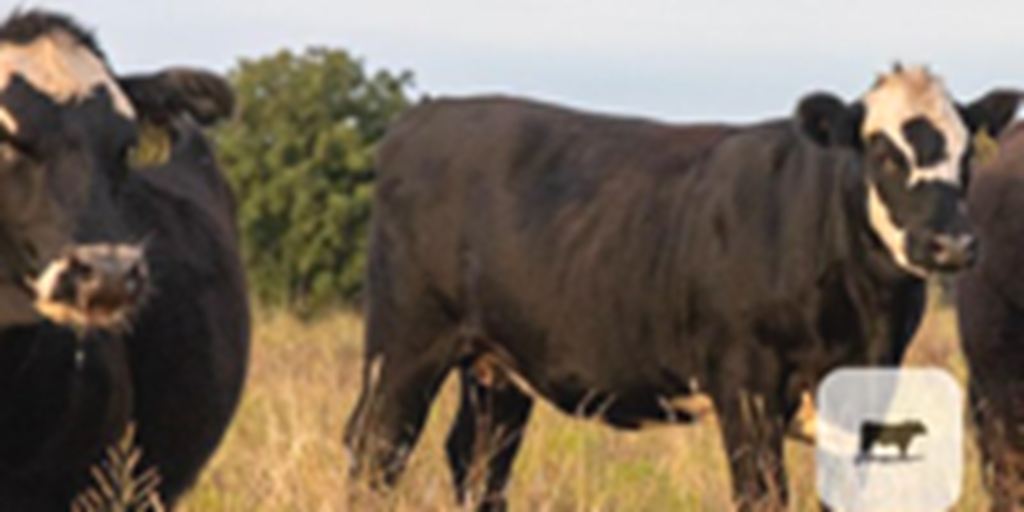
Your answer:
[25,0,1024,121]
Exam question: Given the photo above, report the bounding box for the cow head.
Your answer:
[0,10,233,331]
[796,65,1020,276]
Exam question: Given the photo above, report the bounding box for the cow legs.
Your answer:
[445,363,533,512]
[716,374,786,509]
[898,440,910,459]
[716,390,788,511]
[343,294,459,490]
[970,385,1024,511]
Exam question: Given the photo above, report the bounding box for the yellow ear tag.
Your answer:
[127,122,171,169]
[972,128,1000,168]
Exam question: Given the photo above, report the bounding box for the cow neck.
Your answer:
[0,323,128,483]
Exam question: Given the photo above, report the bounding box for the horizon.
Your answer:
[23,0,1024,122]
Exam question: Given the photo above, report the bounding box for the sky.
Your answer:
[22,0,1024,122]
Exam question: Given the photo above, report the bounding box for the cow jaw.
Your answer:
[866,185,927,277]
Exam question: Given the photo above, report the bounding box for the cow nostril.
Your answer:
[928,235,951,257]
[66,256,94,281]
[929,233,977,267]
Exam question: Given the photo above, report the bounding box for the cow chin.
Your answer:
[27,244,148,334]
[32,298,136,333]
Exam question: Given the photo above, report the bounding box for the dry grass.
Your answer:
[74,424,165,512]
[179,295,990,511]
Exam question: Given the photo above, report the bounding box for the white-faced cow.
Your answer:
[345,66,1018,511]
[0,10,249,509]
[956,118,1024,510]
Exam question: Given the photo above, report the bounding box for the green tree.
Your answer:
[216,48,413,312]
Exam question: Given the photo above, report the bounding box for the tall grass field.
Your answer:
[179,296,991,511]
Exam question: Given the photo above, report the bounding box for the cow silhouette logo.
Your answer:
[856,419,928,463]
[817,369,962,510]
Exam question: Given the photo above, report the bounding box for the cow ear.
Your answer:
[118,68,235,127]
[960,89,1021,137]
[796,92,863,148]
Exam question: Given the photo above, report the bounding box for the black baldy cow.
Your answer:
[957,119,1024,510]
[0,10,249,509]
[345,66,1018,510]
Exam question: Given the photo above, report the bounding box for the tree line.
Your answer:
[214,47,414,314]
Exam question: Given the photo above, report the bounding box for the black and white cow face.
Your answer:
[0,11,233,331]
[797,66,1020,276]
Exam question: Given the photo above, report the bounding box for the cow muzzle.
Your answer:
[28,244,148,332]
[907,227,978,274]
[928,233,978,271]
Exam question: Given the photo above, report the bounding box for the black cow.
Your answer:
[857,419,928,462]
[957,120,1024,510]
[345,66,1018,511]
[0,10,249,509]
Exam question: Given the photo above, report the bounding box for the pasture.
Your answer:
[179,290,990,511]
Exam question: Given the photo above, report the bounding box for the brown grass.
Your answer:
[75,424,165,512]
[179,296,990,511]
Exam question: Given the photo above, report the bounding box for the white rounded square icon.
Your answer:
[816,368,963,511]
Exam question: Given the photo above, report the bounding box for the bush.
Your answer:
[215,48,413,313]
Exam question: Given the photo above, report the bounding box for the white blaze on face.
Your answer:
[859,67,968,274]
[0,30,135,133]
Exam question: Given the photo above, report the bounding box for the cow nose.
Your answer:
[30,244,148,329]
[64,246,148,308]
[67,254,146,309]
[929,233,978,269]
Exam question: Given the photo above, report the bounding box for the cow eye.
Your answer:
[873,148,907,177]
[0,136,38,162]
[882,155,904,175]
[866,133,908,176]
[0,118,42,161]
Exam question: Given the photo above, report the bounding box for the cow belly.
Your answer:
[472,353,713,429]
[601,393,716,429]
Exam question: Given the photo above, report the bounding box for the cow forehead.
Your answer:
[0,30,135,133]
[860,67,968,185]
